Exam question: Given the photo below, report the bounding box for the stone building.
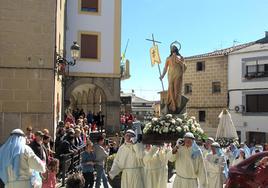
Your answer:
[0,0,65,143]
[64,0,122,133]
[184,43,253,136]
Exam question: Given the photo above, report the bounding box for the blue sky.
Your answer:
[121,0,268,101]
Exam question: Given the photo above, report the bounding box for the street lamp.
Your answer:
[56,41,80,74]
[70,41,80,65]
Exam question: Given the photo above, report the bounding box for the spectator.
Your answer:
[94,135,109,188]
[73,108,80,121]
[87,111,93,124]
[79,109,86,118]
[42,158,59,188]
[93,113,99,129]
[98,112,105,132]
[65,111,76,125]
[109,141,118,155]
[66,173,85,188]
[29,131,48,164]
[83,125,90,137]
[43,129,54,151]
[264,143,268,151]
[81,141,96,188]
[0,129,46,187]
[57,129,77,156]
[83,118,88,127]
[26,126,35,144]
[91,122,97,132]
[43,135,54,158]
[55,122,66,155]
[74,128,83,147]
[114,133,121,148]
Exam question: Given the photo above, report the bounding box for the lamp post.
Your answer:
[57,42,80,125]
[56,41,80,75]
[70,41,80,65]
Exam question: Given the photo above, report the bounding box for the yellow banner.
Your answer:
[150,45,161,66]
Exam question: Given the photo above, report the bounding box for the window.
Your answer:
[81,0,99,12]
[212,82,221,93]
[246,94,268,112]
[80,33,99,59]
[245,60,268,79]
[196,61,205,71]
[199,111,206,122]
[184,83,192,94]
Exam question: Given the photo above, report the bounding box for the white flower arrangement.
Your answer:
[142,113,207,140]
[152,117,159,122]
[165,114,173,119]
[216,137,238,147]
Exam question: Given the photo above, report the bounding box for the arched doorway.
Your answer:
[67,83,107,125]
[64,77,121,133]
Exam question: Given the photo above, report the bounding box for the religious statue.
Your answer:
[160,42,187,112]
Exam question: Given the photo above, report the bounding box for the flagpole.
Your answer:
[146,34,165,91]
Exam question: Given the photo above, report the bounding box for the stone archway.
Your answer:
[69,83,106,113]
[64,77,121,133]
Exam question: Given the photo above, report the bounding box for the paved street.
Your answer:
[99,175,175,188]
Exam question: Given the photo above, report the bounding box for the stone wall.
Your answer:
[184,56,228,136]
[0,0,59,143]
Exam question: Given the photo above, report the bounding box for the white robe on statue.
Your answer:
[168,146,208,188]
[143,146,170,188]
[205,153,225,188]
[109,142,144,188]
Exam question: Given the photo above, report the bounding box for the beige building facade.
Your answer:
[184,56,228,136]
[0,0,65,143]
[184,43,254,137]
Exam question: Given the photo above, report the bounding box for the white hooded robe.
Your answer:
[143,146,170,188]
[167,145,208,188]
[109,143,144,188]
[205,153,225,188]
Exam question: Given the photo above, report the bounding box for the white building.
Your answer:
[228,32,268,144]
[64,0,122,133]
[120,92,154,121]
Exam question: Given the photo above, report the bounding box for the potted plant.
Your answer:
[105,154,121,188]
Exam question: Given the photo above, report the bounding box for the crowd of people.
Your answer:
[65,108,105,133]
[108,131,268,188]
[1,116,268,188]
[0,109,121,188]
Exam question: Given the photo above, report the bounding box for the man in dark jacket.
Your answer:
[29,131,48,164]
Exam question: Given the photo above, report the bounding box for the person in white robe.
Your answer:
[0,129,46,188]
[143,144,171,188]
[168,132,208,188]
[240,142,251,158]
[205,142,226,188]
[109,129,144,188]
[202,137,214,159]
[224,143,239,166]
[232,148,246,166]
